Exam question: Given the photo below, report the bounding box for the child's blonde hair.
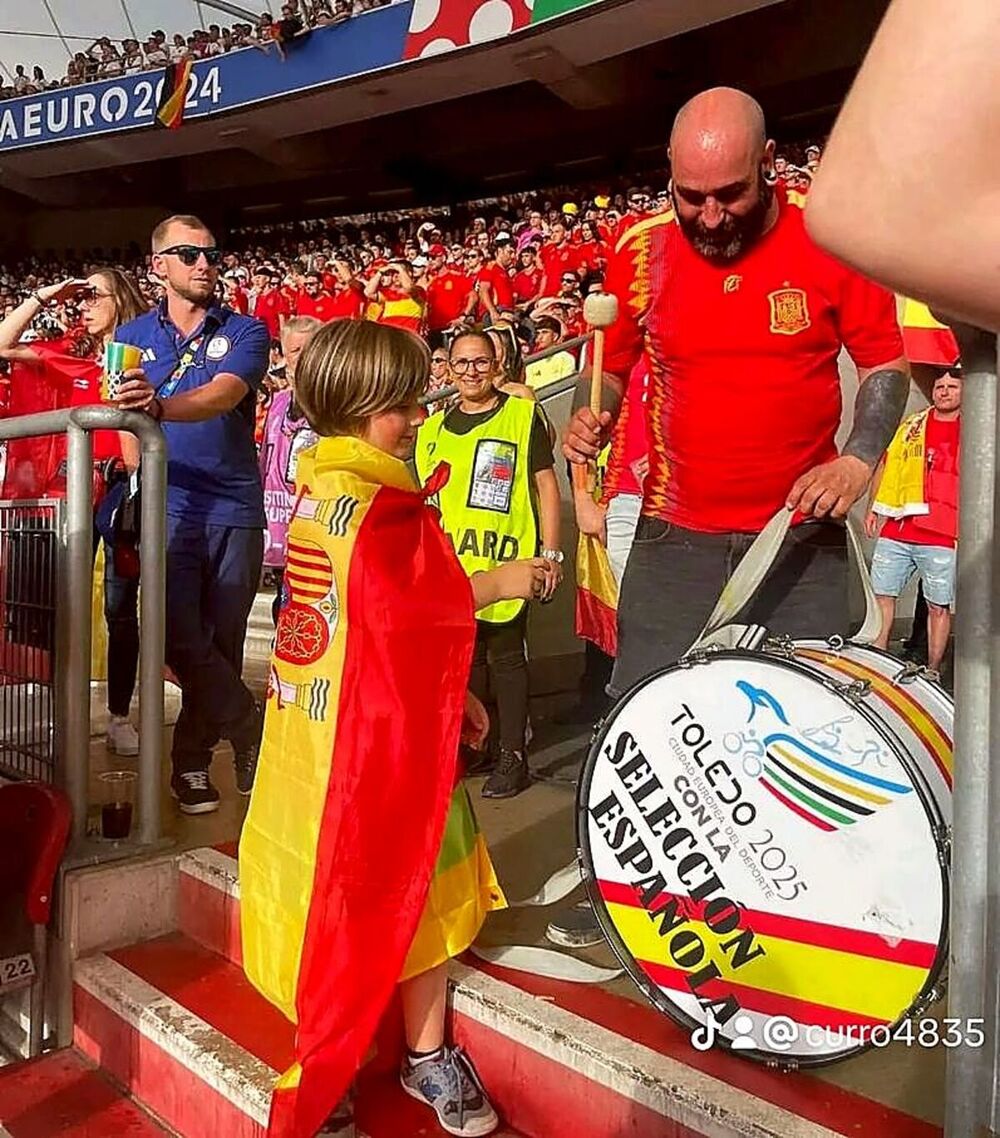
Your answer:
[295,319,430,436]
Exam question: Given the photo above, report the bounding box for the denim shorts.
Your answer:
[870,537,956,606]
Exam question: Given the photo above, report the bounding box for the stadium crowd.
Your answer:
[0,0,400,100]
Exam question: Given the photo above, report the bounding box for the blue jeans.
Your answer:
[870,537,956,607]
[165,517,263,775]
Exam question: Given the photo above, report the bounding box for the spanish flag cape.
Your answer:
[239,435,476,1138]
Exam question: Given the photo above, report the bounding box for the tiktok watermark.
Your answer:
[691,1012,986,1053]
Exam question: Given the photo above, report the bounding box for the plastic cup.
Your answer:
[103,342,142,402]
[99,770,137,840]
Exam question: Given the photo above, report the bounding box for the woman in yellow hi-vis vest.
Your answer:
[415,330,563,798]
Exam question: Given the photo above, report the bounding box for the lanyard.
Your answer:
[156,333,207,400]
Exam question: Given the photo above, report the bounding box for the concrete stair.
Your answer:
[0,845,942,1138]
[0,1048,172,1137]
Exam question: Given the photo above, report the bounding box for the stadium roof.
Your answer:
[0,1,214,82]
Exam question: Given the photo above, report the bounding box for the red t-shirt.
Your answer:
[324,284,364,321]
[426,269,472,331]
[295,291,350,322]
[884,414,960,548]
[251,289,290,340]
[476,262,515,313]
[576,240,606,274]
[539,242,581,291]
[602,356,650,503]
[513,267,543,305]
[603,189,904,532]
[228,286,249,315]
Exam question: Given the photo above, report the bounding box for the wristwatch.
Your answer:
[541,548,564,564]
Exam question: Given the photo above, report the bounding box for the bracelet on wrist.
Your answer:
[30,291,46,307]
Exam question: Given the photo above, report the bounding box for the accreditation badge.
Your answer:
[469,439,517,513]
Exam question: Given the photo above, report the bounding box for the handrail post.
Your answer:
[944,330,997,1137]
[69,407,166,847]
[63,421,93,844]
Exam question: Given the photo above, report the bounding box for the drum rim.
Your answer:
[790,637,953,708]
[577,649,950,1069]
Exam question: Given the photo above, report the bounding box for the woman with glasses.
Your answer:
[415,330,563,799]
[0,269,148,757]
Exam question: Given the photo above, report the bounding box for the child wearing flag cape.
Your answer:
[239,319,553,1138]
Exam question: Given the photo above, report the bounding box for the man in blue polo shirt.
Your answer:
[115,213,269,815]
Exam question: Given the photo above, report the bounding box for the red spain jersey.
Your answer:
[603,188,904,533]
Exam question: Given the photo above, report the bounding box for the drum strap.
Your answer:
[689,509,881,653]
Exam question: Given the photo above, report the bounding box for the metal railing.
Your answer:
[944,330,999,1138]
[0,406,166,850]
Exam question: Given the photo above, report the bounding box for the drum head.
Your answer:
[578,651,948,1067]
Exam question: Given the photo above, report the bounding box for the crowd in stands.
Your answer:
[0,0,400,100]
[0,150,823,413]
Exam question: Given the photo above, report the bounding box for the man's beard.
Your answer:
[675,173,774,265]
[174,278,215,304]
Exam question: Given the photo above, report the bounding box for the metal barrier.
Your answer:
[0,406,166,851]
[944,330,998,1138]
[0,499,61,782]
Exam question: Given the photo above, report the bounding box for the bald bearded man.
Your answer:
[565,88,909,696]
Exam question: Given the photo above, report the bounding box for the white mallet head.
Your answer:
[583,291,619,330]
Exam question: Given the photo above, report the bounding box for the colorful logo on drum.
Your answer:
[737,681,912,833]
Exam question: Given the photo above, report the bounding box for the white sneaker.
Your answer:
[107,715,140,756]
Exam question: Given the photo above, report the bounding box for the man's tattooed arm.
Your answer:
[843,367,910,466]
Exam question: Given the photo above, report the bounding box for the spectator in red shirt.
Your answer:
[222,271,249,314]
[575,220,607,276]
[426,244,475,332]
[539,220,581,295]
[249,266,290,341]
[476,235,516,325]
[365,259,427,334]
[513,246,544,308]
[295,270,342,322]
[311,253,338,294]
[564,86,909,697]
[324,258,364,321]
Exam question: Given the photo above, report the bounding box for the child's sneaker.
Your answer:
[400,1046,498,1137]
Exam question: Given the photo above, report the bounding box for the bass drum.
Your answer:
[578,649,949,1067]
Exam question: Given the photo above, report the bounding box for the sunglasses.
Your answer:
[158,244,223,267]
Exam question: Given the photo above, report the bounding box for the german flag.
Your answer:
[239,437,489,1138]
[156,59,192,130]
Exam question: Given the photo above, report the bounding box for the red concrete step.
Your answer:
[72,932,526,1138]
[0,1048,171,1137]
[176,847,942,1138]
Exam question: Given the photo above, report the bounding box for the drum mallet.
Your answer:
[581,291,620,493]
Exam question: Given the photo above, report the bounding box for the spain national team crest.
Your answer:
[768,285,811,335]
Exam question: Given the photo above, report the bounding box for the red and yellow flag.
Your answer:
[575,532,618,658]
[239,437,477,1138]
[156,59,192,130]
[899,296,959,367]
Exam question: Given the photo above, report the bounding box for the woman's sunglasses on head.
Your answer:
[158,244,224,267]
